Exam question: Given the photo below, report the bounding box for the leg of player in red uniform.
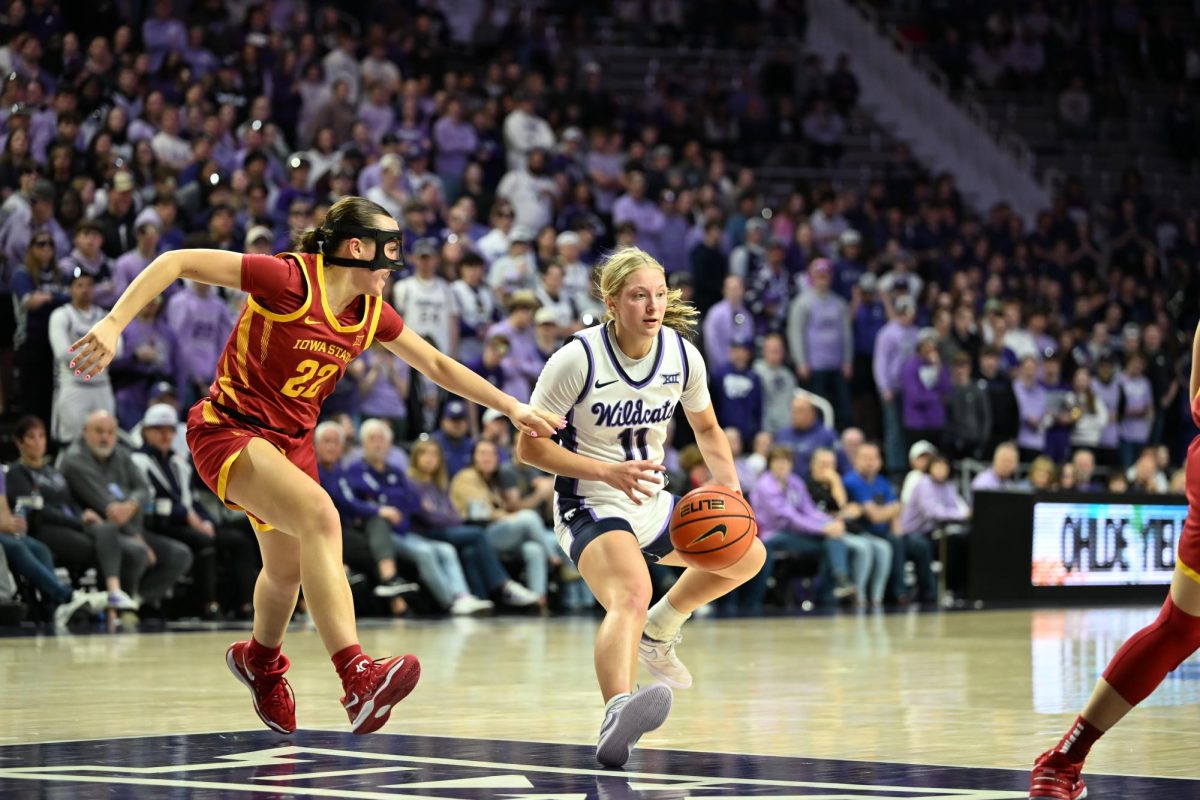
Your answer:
[225,437,420,735]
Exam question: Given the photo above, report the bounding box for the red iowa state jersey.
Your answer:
[203,252,404,433]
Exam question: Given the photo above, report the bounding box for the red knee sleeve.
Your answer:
[1103,596,1200,706]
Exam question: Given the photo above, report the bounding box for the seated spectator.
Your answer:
[343,418,494,616]
[774,393,846,478]
[1024,456,1058,491]
[843,441,907,603]
[7,415,141,613]
[840,427,865,465]
[0,475,103,630]
[971,442,1021,492]
[901,440,938,503]
[947,351,991,460]
[1128,447,1169,494]
[480,408,516,464]
[712,337,763,446]
[1070,449,1101,492]
[313,421,419,616]
[450,440,559,606]
[431,400,477,475]
[406,438,543,609]
[48,269,114,444]
[60,410,192,614]
[132,404,258,619]
[727,427,768,491]
[750,446,856,603]
[110,296,177,431]
[898,454,970,601]
[753,333,798,435]
[806,447,893,608]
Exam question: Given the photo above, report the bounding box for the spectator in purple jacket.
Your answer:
[111,215,162,300]
[433,98,478,203]
[712,337,764,446]
[899,328,952,449]
[702,275,755,372]
[1013,355,1049,461]
[898,454,969,601]
[749,446,857,605]
[873,295,919,474]
[1117,352,1154,468]
[788,258,853,429]
[485,290,543,403]
[111,296,177,430]
[774,393,849,478]
[163,280,234,407]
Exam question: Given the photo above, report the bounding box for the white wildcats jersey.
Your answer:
[529,322,710,512]
[393,275,458,353]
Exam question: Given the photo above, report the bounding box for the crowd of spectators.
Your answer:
[0,1,1195,626]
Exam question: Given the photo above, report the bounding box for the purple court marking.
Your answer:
[0,730,1194,798]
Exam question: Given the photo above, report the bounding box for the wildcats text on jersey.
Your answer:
[590,397,676,428]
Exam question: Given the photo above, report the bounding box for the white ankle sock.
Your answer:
[604,692,631,714]
[644,597,690,642]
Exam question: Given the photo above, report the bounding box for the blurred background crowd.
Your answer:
[0,0,1196,628]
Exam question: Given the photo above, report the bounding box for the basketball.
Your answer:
[669,486,757,570]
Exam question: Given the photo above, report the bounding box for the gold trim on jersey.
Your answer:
[314,253,370,333]
[259,319,273,364]
[201,399,222,425]
[1180,559,1200,586]
[363,295,383,350]
[246,252,313,322]
[234,310,254,386]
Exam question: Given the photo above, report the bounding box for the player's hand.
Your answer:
[69,315,124,380]
[510,403,565,439]
[602,460,667,505]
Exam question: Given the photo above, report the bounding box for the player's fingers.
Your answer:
[535,408,567,430]
[622,484,644,505]
[527,416,557,438]
[634,460,668,473]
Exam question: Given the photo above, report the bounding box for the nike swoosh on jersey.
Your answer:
[594,379,619,389]
[303,316,321,325]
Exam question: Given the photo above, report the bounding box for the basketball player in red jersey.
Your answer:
[68,197,564,736]
[1028,322,1200,798]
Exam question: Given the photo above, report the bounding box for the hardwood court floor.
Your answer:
[3,606,1199,781]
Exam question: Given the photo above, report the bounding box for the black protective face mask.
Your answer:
[320,226,407,271]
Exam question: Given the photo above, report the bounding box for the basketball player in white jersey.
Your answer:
[516,247,767,768]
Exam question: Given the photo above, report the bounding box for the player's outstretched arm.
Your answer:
[515,434,667,506]
[69,249,244,379]
[383,327,564,438]
[685,402,741,494]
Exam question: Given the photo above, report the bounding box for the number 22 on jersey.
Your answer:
[280,359,338,398]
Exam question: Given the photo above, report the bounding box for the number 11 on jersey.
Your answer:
[619,428,650,461]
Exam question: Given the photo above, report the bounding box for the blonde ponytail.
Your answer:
[597,247,699,338]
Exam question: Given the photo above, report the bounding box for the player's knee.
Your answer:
[609,581,653,618]
[298,494,342,542]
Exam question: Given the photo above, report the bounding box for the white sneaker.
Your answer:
[84,590,108,614]
[596,684,673,768]
[500,581,541,607]
[449,595,494,615]
[53,590,93,632]
[638,633,693,689]
[107,589,139,611]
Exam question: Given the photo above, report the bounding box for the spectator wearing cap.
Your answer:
[243,224,274,257]
[533,306,565,359]
[450,252,496,364]
[712,336,764,447]
[900,440,938,503]
[58,220,116,308]
[110,296,177,431]
[400,200,435,255]
[899,328,952,450]
[393,238,459,358]
[3,178,69,269]
[133,403,258,620]
[1091,356,1121,466]
[433,97,477,202]
[754,333,799,435]
[487,226,538,298]
[48,269,114,443]
[612,169,666,257]
[729,217,768,281]
[94,170,139,260]
[897,454,968,602]
[703,276,755,372]
[111,214,162,299]
[12,228,67,427]
[486,290,542,403]
[873,295,919,474]
[164,277,234,408]
[502,90,555,172]
[690,220,728,314]
[432,400,477,477]
[555,230,592,306]
[832,229,866,300]
[496,148,558,233]
[788,258,853,429]
[947,351,992,460]
[478,201,515,266]
[1117,352,1154,468]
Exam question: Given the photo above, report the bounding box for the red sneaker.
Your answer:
[225,641,296,735]
[341,654,421,735]
[1029,749,1088,799]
